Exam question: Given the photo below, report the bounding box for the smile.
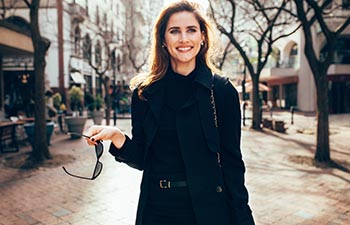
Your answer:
[177,47,193,52]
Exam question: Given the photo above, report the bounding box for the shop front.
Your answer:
[0,20,34,119]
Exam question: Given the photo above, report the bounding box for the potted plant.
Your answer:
[65,86,87,138]
[52,92,65,133]
[90,95,104,125]
[52,92,62,112]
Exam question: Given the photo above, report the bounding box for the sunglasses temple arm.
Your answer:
[62,167,93,180]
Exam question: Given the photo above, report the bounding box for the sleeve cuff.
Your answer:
[108,135,131,158]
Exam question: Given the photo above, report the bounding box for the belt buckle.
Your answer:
[159,179,170,189]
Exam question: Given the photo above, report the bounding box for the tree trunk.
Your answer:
[32,45,50,161]
[314,72,330,162]
[103,79,111,125]
[30,0,51,162]
[251,76,262,130]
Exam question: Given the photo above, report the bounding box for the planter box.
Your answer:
[262,118,273,129]
[91,111,104,125]
[24,122,55,146]
[65,116,87,138]
[274,120,286,133]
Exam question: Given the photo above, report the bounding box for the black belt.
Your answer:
[159,179,187,189]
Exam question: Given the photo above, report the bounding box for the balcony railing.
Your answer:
[69,3,88,23]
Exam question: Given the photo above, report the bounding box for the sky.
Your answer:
[163,0,209,9]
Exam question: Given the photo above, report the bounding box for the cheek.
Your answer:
[164,34,173,45]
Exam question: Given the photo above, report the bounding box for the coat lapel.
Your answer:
[194,65,221,154]
[195,85,221,153]
[142,78,166,124]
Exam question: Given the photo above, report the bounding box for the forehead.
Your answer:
[166,11,200,28]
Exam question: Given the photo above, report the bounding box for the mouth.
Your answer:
[176,46,193,52]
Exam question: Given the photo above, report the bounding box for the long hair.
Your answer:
[130,0,220,99]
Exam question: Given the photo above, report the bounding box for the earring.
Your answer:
[162,43,166,48]
[201,42,204,46]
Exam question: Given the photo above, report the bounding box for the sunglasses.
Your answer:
[62,133,103,180]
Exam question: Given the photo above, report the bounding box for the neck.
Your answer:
[170,61,196,76]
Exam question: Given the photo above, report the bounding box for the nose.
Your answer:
[179,33,189,43]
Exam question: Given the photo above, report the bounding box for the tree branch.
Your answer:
[335,17,350,36]
[305,0,332,41]
[22,0,31,8]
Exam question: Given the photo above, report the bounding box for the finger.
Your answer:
[85,137,96,146]
[86,125,103,138]
[90,132,103,142]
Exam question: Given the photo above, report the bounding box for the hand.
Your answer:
[85,125,126,149]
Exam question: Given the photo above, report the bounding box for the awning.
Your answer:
[70,72,86,84]
[236,82,270,93]
[260,75,298,86]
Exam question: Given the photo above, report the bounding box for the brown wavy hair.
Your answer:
[130,0,220,99]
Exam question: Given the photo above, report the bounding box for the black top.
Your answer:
[148,66,197,175]
[108,63,255,225]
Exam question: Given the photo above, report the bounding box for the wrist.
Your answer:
[111,131,126,149]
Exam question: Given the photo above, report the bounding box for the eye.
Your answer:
[188,28,197,33]
[169,29,180,34]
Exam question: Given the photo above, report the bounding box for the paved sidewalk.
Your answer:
[0,113,349,225]
[243,113,350,225]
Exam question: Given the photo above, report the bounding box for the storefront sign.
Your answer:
[2,56,34,71]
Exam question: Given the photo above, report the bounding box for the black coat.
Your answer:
[109,65,255,225]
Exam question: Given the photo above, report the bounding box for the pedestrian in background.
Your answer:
[86,1,255,224]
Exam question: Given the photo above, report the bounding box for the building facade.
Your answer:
[0,0,163,117]
[260,2,350,114]
[215,0,350,114]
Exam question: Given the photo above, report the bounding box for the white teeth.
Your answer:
[178,47,191,51]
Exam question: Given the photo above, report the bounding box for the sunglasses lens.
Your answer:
[92,161,103,179]
[96,143,103,158]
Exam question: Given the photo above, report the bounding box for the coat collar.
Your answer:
[193,61,213,91]
[142,62,214,122]
[143,61,213,98]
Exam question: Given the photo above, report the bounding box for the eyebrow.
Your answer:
[167,25,199,31]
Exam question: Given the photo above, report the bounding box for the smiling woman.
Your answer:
[84,1,255,225]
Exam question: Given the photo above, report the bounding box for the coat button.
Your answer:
[216,186,223,193]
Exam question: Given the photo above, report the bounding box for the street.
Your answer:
[0,114,349,225]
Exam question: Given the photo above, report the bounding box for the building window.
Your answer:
[85,0,89,16]
[111,49,116,71]
[289,43,299,68]
[96,7,100,26]
[322,36,350,64]
[95,41,102,66]
[74,26,81,56]
[343,0,350,9]
[83,34,92,61]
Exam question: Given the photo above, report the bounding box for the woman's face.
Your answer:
[164,11,204,72]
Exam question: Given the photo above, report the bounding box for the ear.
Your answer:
[201,31,205,43]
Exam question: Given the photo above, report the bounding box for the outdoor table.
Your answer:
[0,121,20,152]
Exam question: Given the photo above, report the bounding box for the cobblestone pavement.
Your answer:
[0,112,349,225]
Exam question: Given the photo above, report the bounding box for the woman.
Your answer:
[86,1,255,225]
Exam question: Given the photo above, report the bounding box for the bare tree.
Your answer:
[216,40,235,70]
[293,0,350,163]
[23,0,51,163]
[209,0,299,130]
[88,35,114,125]
[123,1,161,73]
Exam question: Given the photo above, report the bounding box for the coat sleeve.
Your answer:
[214,76,255,225]
[108,88,147,170]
